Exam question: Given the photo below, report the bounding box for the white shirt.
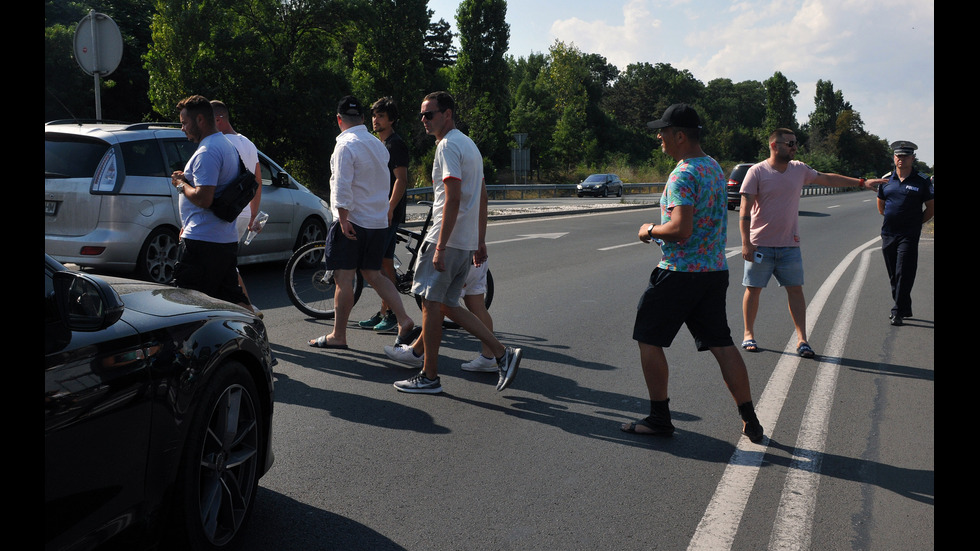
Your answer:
[329,124,390,229]
[428,128,483,250]
[224,133,261,231]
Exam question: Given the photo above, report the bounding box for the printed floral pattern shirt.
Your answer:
[657,156,729,273]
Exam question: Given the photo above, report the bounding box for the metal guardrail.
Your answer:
[405,182,863,201]
[406,183,666,201]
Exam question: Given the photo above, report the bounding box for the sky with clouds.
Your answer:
[427,0,935,167]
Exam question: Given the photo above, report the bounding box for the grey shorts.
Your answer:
[742,246,805,288]
[411,243,473,305]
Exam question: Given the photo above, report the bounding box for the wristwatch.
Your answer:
[647,224,656,239]
[176,183,185,194]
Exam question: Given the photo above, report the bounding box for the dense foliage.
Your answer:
[45,0,928,194]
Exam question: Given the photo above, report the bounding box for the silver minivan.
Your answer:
[45,121,331,283]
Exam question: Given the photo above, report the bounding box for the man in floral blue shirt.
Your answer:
[621,103,764,444]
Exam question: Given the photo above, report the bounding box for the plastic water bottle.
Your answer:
[243,211,268,245]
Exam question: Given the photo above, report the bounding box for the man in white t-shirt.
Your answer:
[738,128,884,358]
[387,91,521,394]
[212,100,264,317]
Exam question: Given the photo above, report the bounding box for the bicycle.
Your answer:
[284,201,494,319]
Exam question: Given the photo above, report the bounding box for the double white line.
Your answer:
[688,237,881,551]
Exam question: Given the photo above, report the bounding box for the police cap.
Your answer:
[890,140,918,156]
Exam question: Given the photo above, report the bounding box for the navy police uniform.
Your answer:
[877,141,934,323]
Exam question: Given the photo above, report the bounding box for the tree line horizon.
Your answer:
[45,0,930,194]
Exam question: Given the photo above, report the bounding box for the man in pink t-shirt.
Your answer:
[737,128,882,358]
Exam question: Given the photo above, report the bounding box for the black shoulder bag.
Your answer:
[210,156,259,222]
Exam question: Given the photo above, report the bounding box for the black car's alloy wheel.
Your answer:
[171,361,264,550]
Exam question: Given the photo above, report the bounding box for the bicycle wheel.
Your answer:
[284,240,363,319]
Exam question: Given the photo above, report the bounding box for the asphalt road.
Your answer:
[231,192,933,551]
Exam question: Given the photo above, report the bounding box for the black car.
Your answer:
[45,254,275,551]
[577,173,623,197]
[727,163,753,210]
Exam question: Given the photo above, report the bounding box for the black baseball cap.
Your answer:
[647,103,702,130]
[337,95,363,116]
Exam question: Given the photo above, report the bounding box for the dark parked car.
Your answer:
[727,163,753,210]
[577,173,623,197]
[45,254,275,551]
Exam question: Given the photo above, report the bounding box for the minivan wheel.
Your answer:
[137,227,179,283]
[294,218,326,251]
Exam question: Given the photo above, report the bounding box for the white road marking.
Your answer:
[687,236,882,551]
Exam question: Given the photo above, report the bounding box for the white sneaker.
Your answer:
[461,354,498,372]
[384,344,423,368]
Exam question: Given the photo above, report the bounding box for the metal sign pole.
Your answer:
[90,11,103,121]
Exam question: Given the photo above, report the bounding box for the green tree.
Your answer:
[541,41,596,171]
[451,0,511,168]
[45,0,154,122]
[807,79,852,152]
[701,78,766,162]
[762,71,799,134]
[144,0,355,192]
[506,53,555,176]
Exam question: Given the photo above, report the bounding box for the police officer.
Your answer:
[877,141,934,326]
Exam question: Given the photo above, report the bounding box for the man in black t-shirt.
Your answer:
[359,97,413,335]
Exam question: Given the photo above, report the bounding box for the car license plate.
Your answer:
[45,200,59,216]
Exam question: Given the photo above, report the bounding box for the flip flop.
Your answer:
[797,342,815,358]
[741,339,759,352]
[309,336,349,349]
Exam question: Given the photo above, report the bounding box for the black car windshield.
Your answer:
[584,175,606,182]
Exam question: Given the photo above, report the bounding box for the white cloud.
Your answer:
[545,0,934,165]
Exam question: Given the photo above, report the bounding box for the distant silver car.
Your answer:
[45,121,332,283]
[577,173,623,197]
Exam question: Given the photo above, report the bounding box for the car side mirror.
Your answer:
[52,271,125,331]
[274,172,290,187]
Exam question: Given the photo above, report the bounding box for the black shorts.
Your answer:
[174,238,249,306]
[324,220,387,271]
[633,268,734,351]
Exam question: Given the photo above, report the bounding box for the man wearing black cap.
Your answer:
[877,141,934,326]
[622,103,764,443]
[308,95,416,349]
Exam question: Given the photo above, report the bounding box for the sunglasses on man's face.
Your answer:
[777,140,798,148]
[420,109,445,121]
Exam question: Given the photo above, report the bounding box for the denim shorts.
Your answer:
[742,246,804,288]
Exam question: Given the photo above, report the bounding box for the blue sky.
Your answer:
[427,0,935,167]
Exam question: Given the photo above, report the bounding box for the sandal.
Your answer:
[796,342,815,358]
[740,339,759,352]
[620,417,674,437]
[309,336,349,349]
